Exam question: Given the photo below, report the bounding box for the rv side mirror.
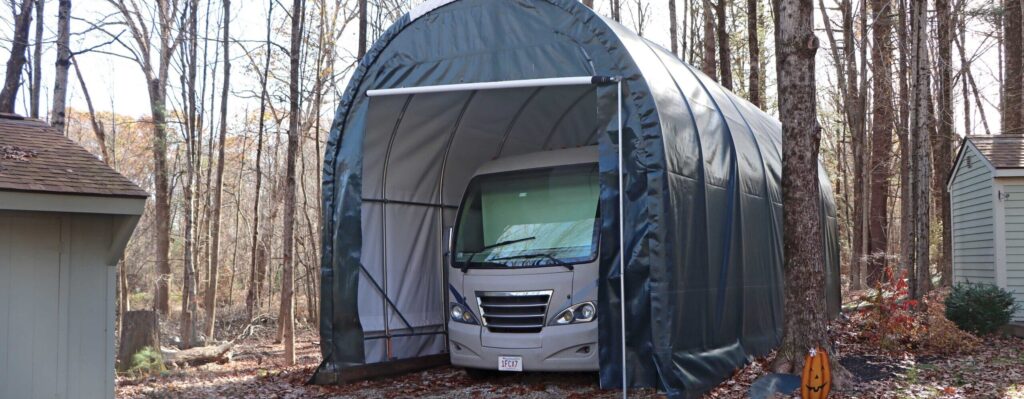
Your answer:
[445,226,454,265]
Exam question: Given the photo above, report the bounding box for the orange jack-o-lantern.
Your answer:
[801,347,831,399]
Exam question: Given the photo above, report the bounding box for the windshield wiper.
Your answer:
[458,236,537,273]
[481,236,536,250]
[492,253,575,271]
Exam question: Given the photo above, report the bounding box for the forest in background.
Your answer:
[0,0,1012,367]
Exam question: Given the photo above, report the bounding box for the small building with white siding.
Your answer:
[948,135,1024,321]
[0,114,147,399]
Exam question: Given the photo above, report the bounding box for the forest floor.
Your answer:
[116,311,1024,398]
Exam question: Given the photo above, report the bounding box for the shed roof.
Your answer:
[0,114,148,198]
[965,135,1024,169]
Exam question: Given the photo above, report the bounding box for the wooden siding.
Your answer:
[951,145,996,285]
[0,212,62,399]
[1003,184,1024,321]
[0,211,116,399]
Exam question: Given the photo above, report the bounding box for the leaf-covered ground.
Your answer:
[117,319,1024,398]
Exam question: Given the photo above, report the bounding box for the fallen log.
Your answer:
[162,340,235,368]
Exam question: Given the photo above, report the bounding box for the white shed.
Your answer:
[0,115,147,399]
[948,135,1024,321]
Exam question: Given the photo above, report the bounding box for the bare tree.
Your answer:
[358,0,367,59]
[933,0,953,287]
[179,0,201,349]
[1004,0,1023,133]
[628,0,650,36]
[281,0,304,365]
[702,0,717,79]
[908,0,932,298]
[71,57,108,161]
[716,0,732,89]
[747,0,760,106]
[669,0,679,56]
[610,0,620,21]
[30,0,43,118]
[246,0,274,322]
[103,0,189,315]
[50,0,70,131]
[0,0,35,113]
[867,0,895,287]
[771,0,842,378]
[205,0,231,339]
[583,0,594,8]
[819,0,864,289]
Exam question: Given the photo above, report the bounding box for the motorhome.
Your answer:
[447,146,601,374]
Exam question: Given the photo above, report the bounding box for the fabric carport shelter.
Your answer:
[315,0,842,397]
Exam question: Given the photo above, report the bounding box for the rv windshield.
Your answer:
[453,163,600,269]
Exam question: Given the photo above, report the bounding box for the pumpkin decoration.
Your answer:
[801,347,831,399]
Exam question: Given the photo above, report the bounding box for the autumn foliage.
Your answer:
[855,267,979,354]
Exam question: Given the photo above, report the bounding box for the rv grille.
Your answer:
[477,290,552,334]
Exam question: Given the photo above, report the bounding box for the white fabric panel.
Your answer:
[440,87,536,205]
[384,204,446,329]
[358,203,386,333]
[392,333,447,360]
[386,91,472,203]
[363,95,411,199]
[500,85,597,156]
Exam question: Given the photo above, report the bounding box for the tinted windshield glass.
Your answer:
[453,163,600,268]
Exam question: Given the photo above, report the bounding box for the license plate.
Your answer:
[498,356,522,372]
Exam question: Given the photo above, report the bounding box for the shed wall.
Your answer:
[1001,183,1024,321]
[0,211,116,399]
[951,145,996,285]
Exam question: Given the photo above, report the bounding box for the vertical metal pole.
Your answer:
[616,80,628,399]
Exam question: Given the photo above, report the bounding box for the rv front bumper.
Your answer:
[447,321,599,372]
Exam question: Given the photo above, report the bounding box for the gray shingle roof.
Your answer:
[0,114,149,198]
[967,135,1024,169]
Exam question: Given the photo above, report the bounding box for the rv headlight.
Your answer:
[550,302,597,325]
[556,308,575,324]
[449,303,477,324]
[576,303,596,322]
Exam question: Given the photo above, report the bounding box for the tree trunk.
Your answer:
[583,0,594,8]
[770,0,835,373]
[150,79,172,316]
[357,0,367,59]
[50,0,70,132]
[909,0,932,299]
[933,0,953,287]
[30,0,43,118]
[103,0,183,318]
[847,0,866,291]
[205,0,231,340]
[179,0,200,350]
[611,0,620,21]
[702,0,717,79]
[281,0,304,366]
[247,0,274,321]
[897,0,912,276]
[716,0,732,89]
[669,0,679,57]
[866,0,894,287]
[0,0,35,113]
[1004,0,1023,133]
[747,0,760,106]
[819,0,862,290]
[117,310,161,372]
[71,57,108,161]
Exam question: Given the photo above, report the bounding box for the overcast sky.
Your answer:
[0,0,1003,137]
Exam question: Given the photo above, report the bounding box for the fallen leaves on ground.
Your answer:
[117,307,1024,398]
